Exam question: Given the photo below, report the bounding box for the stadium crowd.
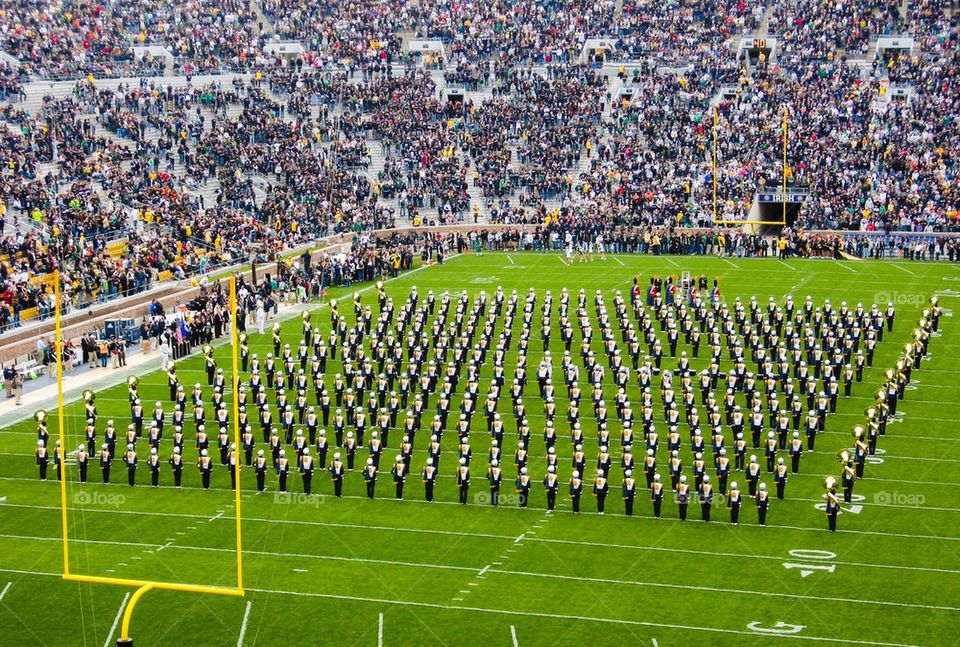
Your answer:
[0,0,957,334]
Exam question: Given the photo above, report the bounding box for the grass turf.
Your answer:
[0,252,959,647]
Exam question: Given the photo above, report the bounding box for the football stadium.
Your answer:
[0,1,958,646]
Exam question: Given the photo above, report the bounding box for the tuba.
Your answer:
[852,425,865,442]
[166,360,176,372]
[82,389,96,404]
[127,375,139,389]
[837,449,851,464]
[202,344,213,356]
[823,475,838,491]
[34,409,47,423]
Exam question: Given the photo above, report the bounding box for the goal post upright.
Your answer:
[55,274,246,646]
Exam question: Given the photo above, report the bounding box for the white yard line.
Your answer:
[663,257,680,268]
[612,257,625,267]
[6,501,960,542]
[103,592,131,647]
[0,568,930,646]
[507,256,515,265]
[511,625,519,647]
[237,600,252,647]
[720,258,740,269]
[0,581,11,601]
[833,260,857,273]
[378,612,384,647]
[890,263,915,275]
[777,260,795,271]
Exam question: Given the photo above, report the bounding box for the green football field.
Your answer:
[1,252,959,647]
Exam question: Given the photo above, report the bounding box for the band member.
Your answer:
[36,440,49,481]
[198,449,213,489]
[100,443,112,484]
[515,467,531,508]
[756,482,769,525]
[278,449,290,492]
[391,455,406,499]
[363,458,377,499]
[774,457,788,499]
[622,469,636,516]
[842,460,856,503]
[169,447,184,488]
[676,474,690,521]
[422,458,437,502]
[255,450,268,492]
[76,445,89,483]
[699,474,713,521]
[643,466,663,517]
[124,443,137,486]
[488,459,503,505]
[593,470,608,515]
[788,432,803,474]
[570,470,583,512]
[329,452,344,497]
[727,481,741,525]
[825,487,840,531]
[300,448,315,495]
[544,465,559,512]
[148,447,161,487]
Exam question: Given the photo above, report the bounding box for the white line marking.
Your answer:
[104,592,131,647]
[612,257,625,266]
[514,533,526,544]
[0,568,927,645]
[720,258,740,268]
[511,624,519,647]
[890,263,915,275]
[293,568,309,573]
[833,260,857,273]
[478,565,490,577]
[651,639,659,647]
[0,582,11,601]
[778,260,795,271]
[378,612,384,647]
[664,257,680,268]
[507,256,515,265]
[467,582,478,586]
[245,587,915,647]
[237,600,252,647]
